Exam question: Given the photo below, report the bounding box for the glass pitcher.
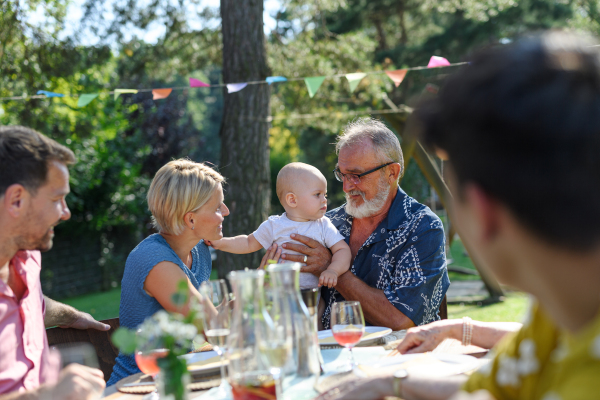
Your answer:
[267,263,321,388]
[226,269,282,400]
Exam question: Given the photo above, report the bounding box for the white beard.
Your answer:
[345,178,390,219]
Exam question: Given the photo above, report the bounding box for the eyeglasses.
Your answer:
[333,162,395,185]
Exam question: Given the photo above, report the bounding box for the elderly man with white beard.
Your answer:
[279,118,450,330]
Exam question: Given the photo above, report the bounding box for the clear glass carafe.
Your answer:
[267,263,321,389]
[226,269,282,400]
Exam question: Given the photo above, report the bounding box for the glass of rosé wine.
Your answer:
[134,328,168,380]
[330,301,365,371]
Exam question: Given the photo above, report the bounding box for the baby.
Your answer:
[207,162,351,289]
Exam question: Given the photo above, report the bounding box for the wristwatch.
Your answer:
[393,369,408,398]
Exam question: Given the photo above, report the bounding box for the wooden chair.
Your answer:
[46,318,120,382]
[439,295,448,320]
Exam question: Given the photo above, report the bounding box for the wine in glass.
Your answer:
[330,301,365,371]
[200,279,232,396]
[134,328,169,379]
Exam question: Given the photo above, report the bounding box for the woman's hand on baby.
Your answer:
[319,270,338,288]
[258,243,282,269]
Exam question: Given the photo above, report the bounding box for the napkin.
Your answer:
[187,354,224,372]
[357,353,485,378]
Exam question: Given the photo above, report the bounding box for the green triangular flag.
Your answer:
[77,93,99,108]
[346,73,367,93]
[114,89,138,100]
[304,76,326,98]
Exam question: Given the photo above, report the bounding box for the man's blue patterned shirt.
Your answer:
[322,187,450,328]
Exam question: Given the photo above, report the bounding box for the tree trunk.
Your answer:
[217,0,271,276]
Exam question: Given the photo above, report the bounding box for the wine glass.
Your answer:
[133,327,168,399]
[200,279,232,396]
[330,301,365,371]
[134,327,169,383]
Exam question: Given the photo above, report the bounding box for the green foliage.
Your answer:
[0,1,224,275]
[111,327,138,354]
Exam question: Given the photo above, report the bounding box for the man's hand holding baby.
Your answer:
[282,233,332,277]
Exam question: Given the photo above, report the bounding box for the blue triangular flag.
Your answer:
[37,90,64,98]
[266,76,287,85]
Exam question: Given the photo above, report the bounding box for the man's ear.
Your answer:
[463,183,501,242]
[285,192,297,208]
[388,163,402,183]
[3,184,29,218]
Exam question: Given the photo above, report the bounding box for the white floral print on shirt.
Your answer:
[590,334,600,359]
[541,392,561,400]
[495,339,539,387]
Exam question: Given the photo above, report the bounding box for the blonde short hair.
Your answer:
[147,158,225,235]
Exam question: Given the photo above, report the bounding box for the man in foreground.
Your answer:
[318,31,600,399]
[279,118,450,330]
[0,126,106,399]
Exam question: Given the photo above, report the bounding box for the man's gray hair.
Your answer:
[335,118,404,177]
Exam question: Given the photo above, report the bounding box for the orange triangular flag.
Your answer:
[152,88,172,100]
[385,69,408,87]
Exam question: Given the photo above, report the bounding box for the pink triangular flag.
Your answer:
[152,88,172,100]
[189,78,210,88]
[385,69,408,87]
[427,56,451,68]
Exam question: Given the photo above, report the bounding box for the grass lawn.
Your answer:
[448,239,480,281]
[448,292,528,322]
[61,287,122,321]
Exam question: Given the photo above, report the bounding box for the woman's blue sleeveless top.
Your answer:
[107,234,211,385]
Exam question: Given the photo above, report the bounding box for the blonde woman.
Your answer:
[108,159,229,385]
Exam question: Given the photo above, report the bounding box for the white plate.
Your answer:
[318,326,392,346]
[360,353,481,377]
[180,351,225,376]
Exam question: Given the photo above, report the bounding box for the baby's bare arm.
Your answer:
[327,240,352,276]
[208,234,263,254]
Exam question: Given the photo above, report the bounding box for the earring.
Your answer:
[192,226,195,230]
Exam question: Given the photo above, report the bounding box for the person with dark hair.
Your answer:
[317,31,600,400]
[0,126,106,399]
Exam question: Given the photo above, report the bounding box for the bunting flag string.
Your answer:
[114,89,139,100]
[77,93,99,107]
[304,76,326,98]
[385,69,408,87]
[427,56,451,68]
[226,83,248,93]
[0,56,467,103]
[37,90,64,98]
[152,88,173,100]
[345,73,367,93]
[189,78,210,87]
[266,76,287,84]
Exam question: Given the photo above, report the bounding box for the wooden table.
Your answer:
[102,338,487,399]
